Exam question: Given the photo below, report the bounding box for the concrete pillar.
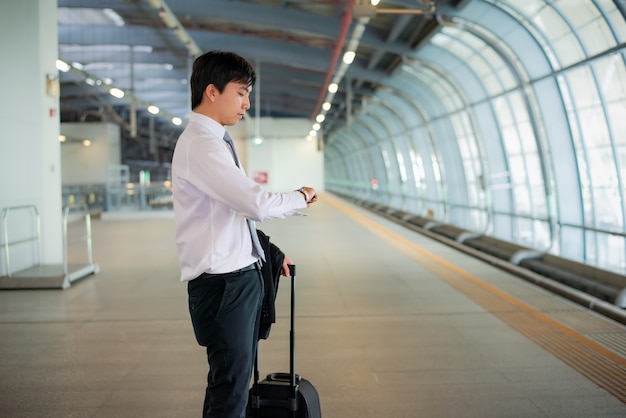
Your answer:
[0,0,63,271]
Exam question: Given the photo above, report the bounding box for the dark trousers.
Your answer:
[188,265,263,418]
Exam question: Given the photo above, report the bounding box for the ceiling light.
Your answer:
[58,135,67,142]
[172,117,182,125]
[102,8,125,26]
[322,102,332,111]
[57,7,125,26]
[148,105,160,114]
[56,60,71,72]
[342,51,356,64]
[313,123,321,131]
[82,140,92,147]
[316,114,326,123]
[254,137,263,145]
[371,0,381,5]
[309,130,318,137]
[328,83,338,93]
[109,88,124,98]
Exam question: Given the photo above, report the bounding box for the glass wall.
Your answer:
[325,0,626,274]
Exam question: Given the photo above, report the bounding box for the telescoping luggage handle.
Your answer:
[251,264,299,414]
[288,264,296,393]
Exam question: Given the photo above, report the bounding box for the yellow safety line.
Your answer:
[322,194,626,369]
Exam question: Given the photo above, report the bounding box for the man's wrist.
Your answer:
[297,188,309,202]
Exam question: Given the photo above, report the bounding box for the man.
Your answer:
[171,50,317,418]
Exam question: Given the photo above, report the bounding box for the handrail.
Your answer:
[62,205,94,276]
[327,184,626,239]
[0,205,41,277]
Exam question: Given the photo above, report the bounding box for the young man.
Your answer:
[171,50,317,418]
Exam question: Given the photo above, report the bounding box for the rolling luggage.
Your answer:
[247,265,321,418]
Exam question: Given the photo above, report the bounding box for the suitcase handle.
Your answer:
[288,265,297,397]
[267,372,301,384]
[252,264,298,392]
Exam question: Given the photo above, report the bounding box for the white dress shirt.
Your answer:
[172,112,308,281]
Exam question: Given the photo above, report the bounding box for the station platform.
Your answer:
[0,193,625,417]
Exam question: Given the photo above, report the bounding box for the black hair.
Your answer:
[190,50,256,110]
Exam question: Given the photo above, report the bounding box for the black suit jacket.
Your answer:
[256,230,285,340]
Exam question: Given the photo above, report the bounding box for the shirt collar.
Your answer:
[189,112,226,140]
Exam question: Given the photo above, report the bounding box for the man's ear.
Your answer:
[204,84,216,102]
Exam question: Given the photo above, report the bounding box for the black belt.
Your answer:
[235,261,261,274]
[199,261,261,279]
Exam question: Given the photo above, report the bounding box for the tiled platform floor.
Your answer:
[1,194,625,417]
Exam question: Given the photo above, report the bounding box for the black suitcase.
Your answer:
[247,265,321,418]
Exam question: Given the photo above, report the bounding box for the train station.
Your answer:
[1,1,625,417]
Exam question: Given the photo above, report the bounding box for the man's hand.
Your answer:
[281,255,294,276]
[299,186,318,206]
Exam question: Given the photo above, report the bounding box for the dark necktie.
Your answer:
[223,131,266,262]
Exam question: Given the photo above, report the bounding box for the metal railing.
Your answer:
[62,182,173,213]
[62,205,94,276]
[327,185,626,274]
[106,182,173,211]
[1,205,96,282]
[1,205,41,277]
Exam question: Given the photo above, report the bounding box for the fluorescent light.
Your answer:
[342,51,356,64]
[148,105,160,114]
[56,60,71,72]
[102,8,125,26]
[109,88,124,98]
[328,83,338,93]
[58,7,125,26]
[322,102,331,111]
[172,117,182,125]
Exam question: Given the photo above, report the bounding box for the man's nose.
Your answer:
[243,96,250,110]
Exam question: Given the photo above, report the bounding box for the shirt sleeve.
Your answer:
[182,134,307,221]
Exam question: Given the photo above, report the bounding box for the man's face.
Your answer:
[214,81,252,126]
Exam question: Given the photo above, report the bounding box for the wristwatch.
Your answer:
[297,187,309,202]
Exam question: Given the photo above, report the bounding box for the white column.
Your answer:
[0,0,63,269]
